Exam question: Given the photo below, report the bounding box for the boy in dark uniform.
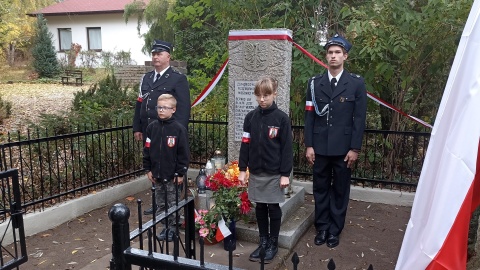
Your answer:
[143,94,190,241]
[304,34,367,248]
[134,39,190,215]
[238,76,293,263]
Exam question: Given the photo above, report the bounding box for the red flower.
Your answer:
[239,191,252,214]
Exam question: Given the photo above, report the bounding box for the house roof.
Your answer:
[28,0,148,17]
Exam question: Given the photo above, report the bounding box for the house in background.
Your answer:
[28,0,150,67]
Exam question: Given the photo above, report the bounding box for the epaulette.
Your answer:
[171,68,182,75]
[350,73,362,79]
[311,74,324,80]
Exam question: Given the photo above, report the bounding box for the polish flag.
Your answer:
[396,1,480,269]
[215,217,232,242]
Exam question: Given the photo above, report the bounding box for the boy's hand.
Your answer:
[146,171,154,183]
[134,132,143,141]
[280,176,289,188]
[176,176,184,185]
[238,171,246,185]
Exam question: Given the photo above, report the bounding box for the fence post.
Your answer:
[327,258,335,270]
[109,203,131,270]
[291,252,299,270]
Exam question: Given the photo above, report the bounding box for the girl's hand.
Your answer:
[238,171,246,185]
[280,176,289,188]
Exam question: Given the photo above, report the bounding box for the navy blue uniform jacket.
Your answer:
[133,67,191,133]
[304,71,367,156]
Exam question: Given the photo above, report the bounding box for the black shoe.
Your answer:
[156,228,175,242]
[166,230,174,242]
[263,237,278,264]
[157,228,167,241]
[314,230,327,246]
[326,234,339,248]
[249,235,269,262]
[143,206,154,215]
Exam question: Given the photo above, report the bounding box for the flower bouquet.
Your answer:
[194,209,218,244]
[206,161,252,222]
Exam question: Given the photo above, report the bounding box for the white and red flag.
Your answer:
[215,217,232,242]
[396,1,480,269]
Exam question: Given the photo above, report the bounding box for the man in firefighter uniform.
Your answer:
[133,39,190,140]
[304,34,367,248]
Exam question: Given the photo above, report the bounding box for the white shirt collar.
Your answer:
[328,69,344,84]
[159,66,170,77]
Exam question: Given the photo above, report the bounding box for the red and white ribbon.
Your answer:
[228,29,293,41]
[191,58,229,107]
[191,31,432,128]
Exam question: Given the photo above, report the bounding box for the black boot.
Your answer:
[249,235,269,262]
[264,237,278,263]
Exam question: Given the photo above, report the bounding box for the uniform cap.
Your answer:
[151,40,172,53]
[324,34,352,52]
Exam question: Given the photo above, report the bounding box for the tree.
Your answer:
[344,0,472,130]
[0,0,55,66]
[31,14,61,78]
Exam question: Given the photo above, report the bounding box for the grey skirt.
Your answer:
[248,172,285,204]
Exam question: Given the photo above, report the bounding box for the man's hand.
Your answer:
[176,176,184,185]
[306,147,315,165]
[344,150,359,168]
[280,176,289,188]
[146,171,154,183]
[134,132,143,142]
[238,171,246,185]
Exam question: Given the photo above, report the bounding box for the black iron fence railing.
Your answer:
[0,169,28,270]
[0,124,144,213]
[0,118,430,212]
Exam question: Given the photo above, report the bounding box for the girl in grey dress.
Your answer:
[238,76,293,264]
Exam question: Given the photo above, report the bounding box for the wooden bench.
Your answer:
[61,70,83,86]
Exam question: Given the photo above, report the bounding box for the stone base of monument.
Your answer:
[235,186,314,250]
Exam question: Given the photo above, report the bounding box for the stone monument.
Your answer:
[227,29,293,161]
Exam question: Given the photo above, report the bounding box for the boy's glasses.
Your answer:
[155,106,174,111]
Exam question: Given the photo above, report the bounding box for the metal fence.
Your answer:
[0,118,430,213]
[0,169,28,270]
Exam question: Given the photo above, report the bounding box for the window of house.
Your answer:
[58,28,72,51]
[87,27,102,51]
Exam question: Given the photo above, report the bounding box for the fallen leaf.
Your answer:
[210,253,215,257]
[298,255,305,258]
[67,262,78,265]
[239,243,244,248]
[72,250,78,254]
[52,241,59,244]
[41,234,51,237]
[98,238,105,242]
[75,238,83,241]
[90,259,97,263]
[126,196,135,201]
[75,247,85,250]
[361,252,364,257]
[91,191,97,194]
[37,260,47,265]
[306,243,310,248]
[399,229,404,232]
[367,204,371,209]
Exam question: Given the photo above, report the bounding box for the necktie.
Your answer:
[154,73,160,83]
[331,78,337,91]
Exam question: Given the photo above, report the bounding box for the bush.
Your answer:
[0,95,12,124]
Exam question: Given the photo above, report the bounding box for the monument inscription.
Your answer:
[234,81,256,141]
